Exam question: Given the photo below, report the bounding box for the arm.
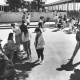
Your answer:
[0,44,4,53]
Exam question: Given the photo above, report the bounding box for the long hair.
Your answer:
[23,26,28,36]
[8,33,13,40]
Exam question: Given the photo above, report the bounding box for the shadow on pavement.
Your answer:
[14,60,40,80]
[56,62,80,71]
[69,69,80,80]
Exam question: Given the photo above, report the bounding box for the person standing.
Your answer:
[71,17,75,32]
[22,12,26,22]
[26,17,30,26]
[54,14,58,28]
[68,25,80,65]
[38,17,43,29]
[34,28,45,63]
[20,20,32,59]
[11,23,21,57]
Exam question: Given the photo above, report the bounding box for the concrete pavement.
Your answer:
[0,22,55,29]
[0,27,80,80]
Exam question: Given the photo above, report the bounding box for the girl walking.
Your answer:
[67,25,80,65]
[34,28,45,63]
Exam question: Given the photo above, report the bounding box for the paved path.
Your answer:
[0,26,80,80]
[0,22,55,29]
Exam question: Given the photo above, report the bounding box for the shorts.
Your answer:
[22,40,30,51]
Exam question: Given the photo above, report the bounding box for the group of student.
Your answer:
[54,12,80,69]
[2,21,45,64]
[0,12,45,79]
[54,13,67,30]
[54,12,78,33]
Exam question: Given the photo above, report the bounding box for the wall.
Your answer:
[0,12,67,23]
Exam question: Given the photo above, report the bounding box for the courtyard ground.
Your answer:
[0,22,80,80]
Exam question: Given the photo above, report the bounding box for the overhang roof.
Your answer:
[0,1,9,6]
[43,0,80,6]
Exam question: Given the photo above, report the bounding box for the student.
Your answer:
[3,33,20,62]
[22,11,26,22]
[11,23,21,44]
[0,53,16,80]
[11,23,21,57]
[38,17,43,29]
[71,17,75,32]
[54,14,58,28]
[27,13,31,20]
[26,17,30,26]
[68,25,80,64]
[57,16,63,30]
[34,28,45,63]
[20,21,32,59]
[63,15,67,28]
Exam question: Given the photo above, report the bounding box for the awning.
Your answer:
[43,0,79,7]
[0,0,9,6]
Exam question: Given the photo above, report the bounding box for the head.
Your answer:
[35,28,42,35]
[23,11,26,15]
[27,17,28,19]
[22,20,25,24]
[8,33,13,40]
[40,16,42,20]
[11,23,15,28]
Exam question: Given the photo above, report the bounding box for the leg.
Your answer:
[38,22,41,28]
[70,42,80,61]
[40,48,44,61]
[28,41,31,58]
[23,42,29,58]
[36,49,41,60]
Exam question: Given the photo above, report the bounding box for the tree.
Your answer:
[7,0,22,11]
[33,0,42,10]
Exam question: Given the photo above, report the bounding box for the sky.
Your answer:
[46,0,60,4]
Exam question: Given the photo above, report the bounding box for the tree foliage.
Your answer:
[7,0,22,10]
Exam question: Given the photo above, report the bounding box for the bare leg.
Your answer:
[28,41,31,58]
[70,42,80,60]
[23,42,29,58]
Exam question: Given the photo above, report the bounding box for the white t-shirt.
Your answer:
[26,18,30,23]
[13,27,21,35]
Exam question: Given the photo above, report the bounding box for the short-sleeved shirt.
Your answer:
[13,27,21,35]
